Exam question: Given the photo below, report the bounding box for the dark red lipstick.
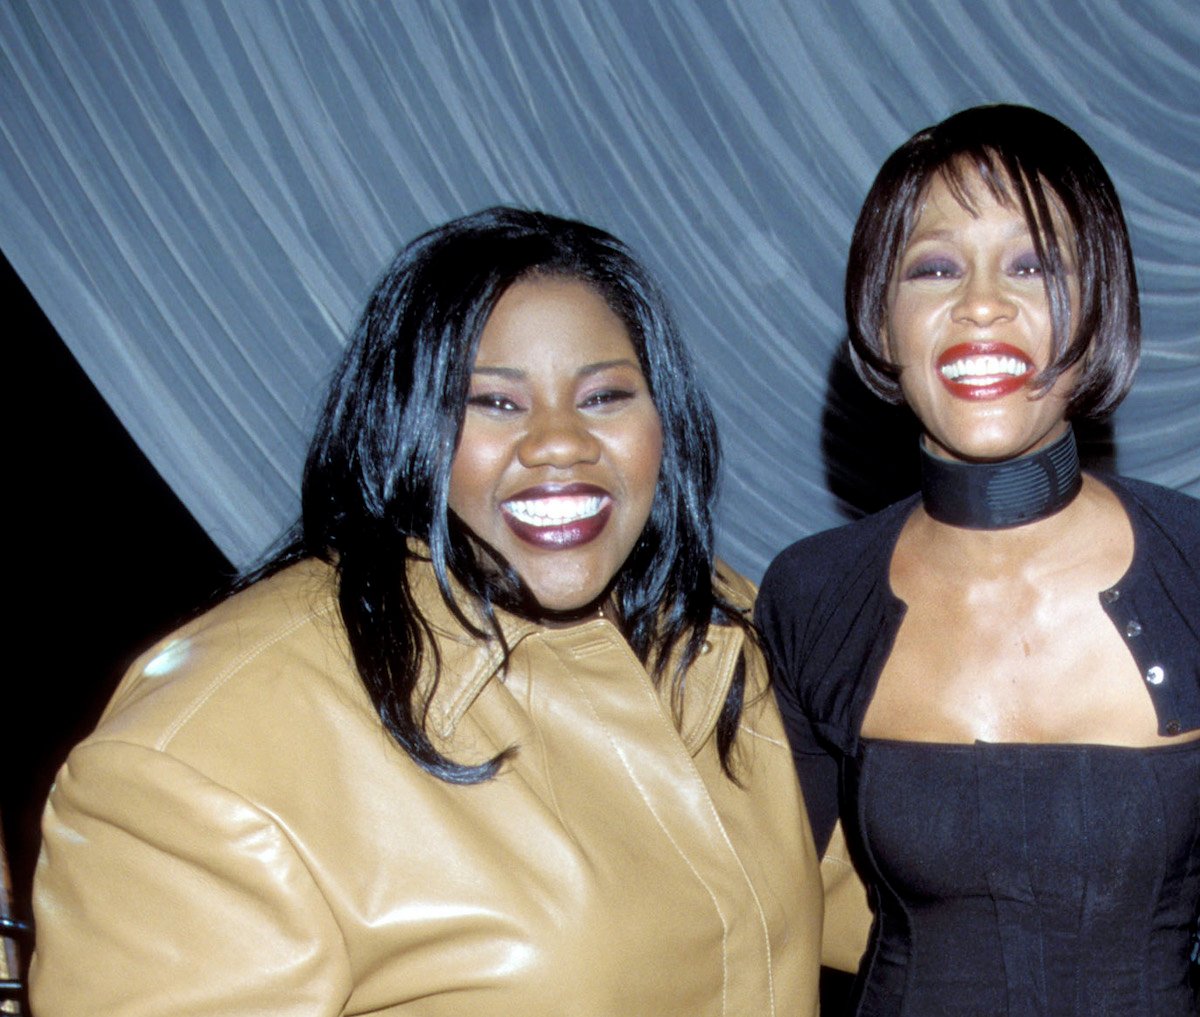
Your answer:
[501,483,613,550]
[936,342,1033,401]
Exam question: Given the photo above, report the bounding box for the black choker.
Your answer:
[920,428,1082,530]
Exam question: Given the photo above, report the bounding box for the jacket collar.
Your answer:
[405,552,747,752]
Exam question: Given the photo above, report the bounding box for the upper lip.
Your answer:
[936,341,1033,380]
[501,483,612,527]
[502,482,610,503]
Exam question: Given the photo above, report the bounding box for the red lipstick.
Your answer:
[936,342,1033,401]
[501,483,613,550]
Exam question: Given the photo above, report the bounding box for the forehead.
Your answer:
[911,172,1024,231]
[473,276,637,365]
[905,165,1076,248]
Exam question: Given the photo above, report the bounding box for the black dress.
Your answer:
[847,738,1200,1015]
[756,476,1200,1016]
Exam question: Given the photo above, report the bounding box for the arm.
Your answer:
[32,741,352,1017]
[755,562,841,856]
[757,556,871,973]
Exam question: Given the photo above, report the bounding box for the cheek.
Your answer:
[446,462,477,524]
[447,425,499,520]
[631,424,665,522]
[640,418,665,486]
[881,298,927,368]
[610,414,663,514]
[879,279,905,360]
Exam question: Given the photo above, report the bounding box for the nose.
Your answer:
[953,270,1017,327]
[517,407,602,469]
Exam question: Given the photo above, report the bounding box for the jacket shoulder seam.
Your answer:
[156,601,339,751]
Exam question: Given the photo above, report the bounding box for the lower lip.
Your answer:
[938,373,1030,401]
[503,503,612,550]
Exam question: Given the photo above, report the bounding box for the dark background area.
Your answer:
[5,250,232,973]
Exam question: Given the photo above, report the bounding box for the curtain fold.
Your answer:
[2,0,1196,574]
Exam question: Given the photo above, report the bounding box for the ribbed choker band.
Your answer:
[920,428,1082,530]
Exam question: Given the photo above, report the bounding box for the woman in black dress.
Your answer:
[758,105,1200,1015]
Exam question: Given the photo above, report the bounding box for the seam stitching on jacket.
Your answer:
[560,643,738,1015]
[738,726,788,749]
[156,604,337,750]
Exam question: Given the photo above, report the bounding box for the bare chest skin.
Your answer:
[862,476,1200,746]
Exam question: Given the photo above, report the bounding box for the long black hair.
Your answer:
[846,104,1140,419]
[262,207,751,782]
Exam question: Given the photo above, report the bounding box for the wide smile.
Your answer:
[936,342,1033,401]
[501,484,613,550]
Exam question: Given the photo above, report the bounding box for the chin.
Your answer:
[520,570,609,615]
[529,590,607,619]
[927,425,1062,464]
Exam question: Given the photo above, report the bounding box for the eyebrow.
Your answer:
[908,220,1035,244]
[469,358,640,379]
[469,365,524,379]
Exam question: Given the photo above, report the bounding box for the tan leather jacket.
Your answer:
[32,557,838,1015]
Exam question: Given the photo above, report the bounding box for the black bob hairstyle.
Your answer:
[846,104,1140,419]
[267,206,750,783]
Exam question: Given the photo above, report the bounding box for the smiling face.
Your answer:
[882,170,1082,463]
[448,275,664,615]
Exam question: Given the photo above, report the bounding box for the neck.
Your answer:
[920,427,1082,530]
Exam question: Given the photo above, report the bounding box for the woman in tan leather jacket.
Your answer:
[31,208,856,1015]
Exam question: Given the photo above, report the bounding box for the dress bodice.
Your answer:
[847,738,1200,1016]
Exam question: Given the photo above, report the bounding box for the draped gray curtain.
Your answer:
[2,0,1197,577]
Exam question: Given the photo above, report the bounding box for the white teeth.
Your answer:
[504,495,607,526]
[940,355,1030,383]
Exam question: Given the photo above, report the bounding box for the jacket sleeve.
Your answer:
[31,740,352,1017]
[819,820,870,972]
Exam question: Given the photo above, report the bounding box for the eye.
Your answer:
[1010,251,1044,278]
[580,387,636,410]
[903,257,960,281]
[466,392,522,414]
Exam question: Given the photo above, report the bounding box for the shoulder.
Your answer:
[1098,475,1200,727]
[88,559,363,766]
[710,564,789,745]
[758,496,917,611]
[754,499,913,727]
[706,560,766,695]
[34,561,359,1012]
[714,559,756,614]
[1102,474,1200,546]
